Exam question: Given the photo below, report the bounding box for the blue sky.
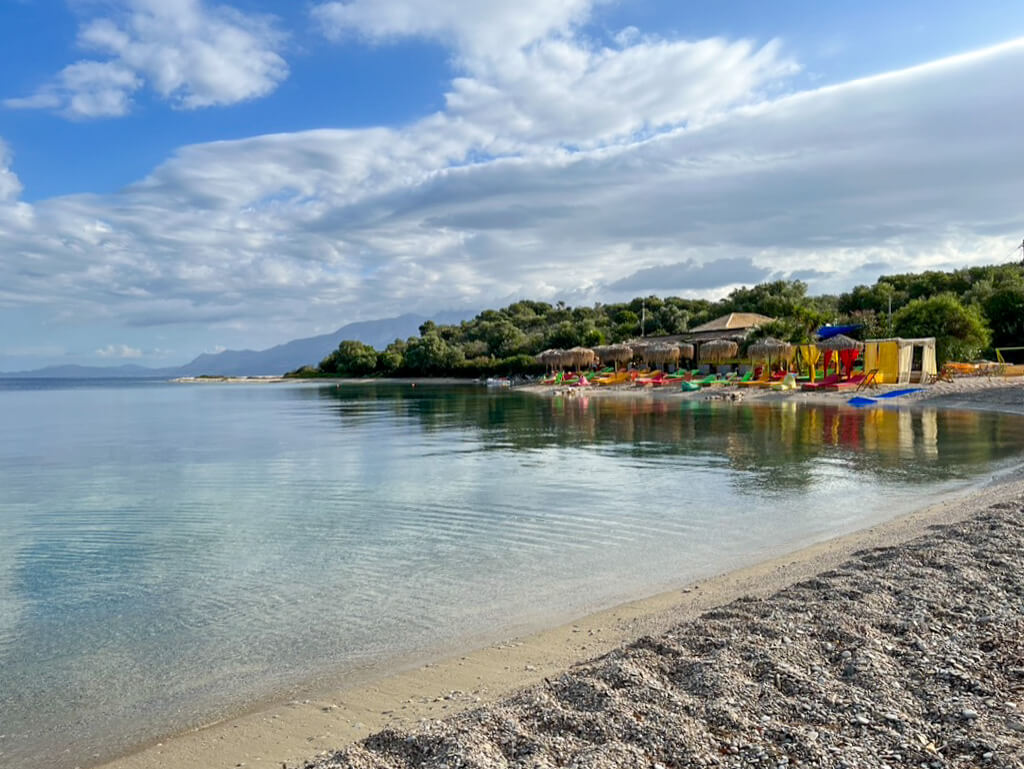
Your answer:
[1,1,1023,370]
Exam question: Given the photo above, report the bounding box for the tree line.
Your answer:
[287,262,1024,378]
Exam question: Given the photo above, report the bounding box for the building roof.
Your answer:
[688,312,775,333]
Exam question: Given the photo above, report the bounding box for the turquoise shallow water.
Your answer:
[1,380,1024,769]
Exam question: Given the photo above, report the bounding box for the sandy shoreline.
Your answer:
[90,456,1024,769]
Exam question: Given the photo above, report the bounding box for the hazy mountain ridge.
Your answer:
[1,311,474,378]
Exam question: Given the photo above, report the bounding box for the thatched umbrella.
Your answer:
[629,340,652,359]
[699,339,739,364]
[567,346,597,370]
[749,337,794,380]
[815,334,863,352]
[536,348,565,371]
[749,337,793,361]
[815,334,863,379]
[677,342,695,361]
[593,343,633,370]
[643,342,681,368]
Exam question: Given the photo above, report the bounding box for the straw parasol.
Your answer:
[677,342,695,360]
[748,337,794,379]
[699,339,739,363]
[536,348,565,370]
[643,341,681,367]
[749,337,794,362]
[567,346,597,370]
[815,334,863,379]
[629,340,653,358]
[815,334,863,352]
[593,343,634,370]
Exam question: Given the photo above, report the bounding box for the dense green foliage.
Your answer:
[892,294,991,363]
[287,262,1024,377]
[319,340,378,375]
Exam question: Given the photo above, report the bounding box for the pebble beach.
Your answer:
[305,488,1024,769]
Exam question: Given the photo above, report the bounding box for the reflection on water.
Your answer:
[1,381,1023,769]
[303,386,1014,491]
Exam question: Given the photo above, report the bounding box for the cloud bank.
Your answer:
[1,1,1022,362]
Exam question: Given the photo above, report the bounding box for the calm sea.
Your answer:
[2,379,1023,768]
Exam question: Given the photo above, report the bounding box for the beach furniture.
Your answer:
[595,371,629,386]
[823,373,867,391]
[738,371,771,387]
[634,370,665,386]
[707,372,740,387]
[801,374,840,391]
[855,370,879,391]
[770,373,798,391]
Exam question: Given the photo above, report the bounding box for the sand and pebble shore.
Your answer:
[90,379,1024,769]
[524,374,1024,414]
[305,486,1024,769]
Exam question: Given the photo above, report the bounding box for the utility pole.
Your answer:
[641,299,646,337]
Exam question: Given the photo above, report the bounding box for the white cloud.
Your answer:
[314,0,797,150]
[0,140,23,202]
[96,343,144,359]
[4,0,287,118]
[1,29,1023,353]
[5,60,142,118]
[445,36,796,149]
[313,0,594,59]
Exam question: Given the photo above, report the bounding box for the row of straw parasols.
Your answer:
[700,334,865,365]
[537,347,596,370]
[537,335,864,371]
[537,342,697,370]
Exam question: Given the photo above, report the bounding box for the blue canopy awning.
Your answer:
[816,324,862,340]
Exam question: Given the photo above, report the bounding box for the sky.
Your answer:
[1,1,1023,370]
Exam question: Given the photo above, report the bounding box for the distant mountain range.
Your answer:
[1,311,474,379]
